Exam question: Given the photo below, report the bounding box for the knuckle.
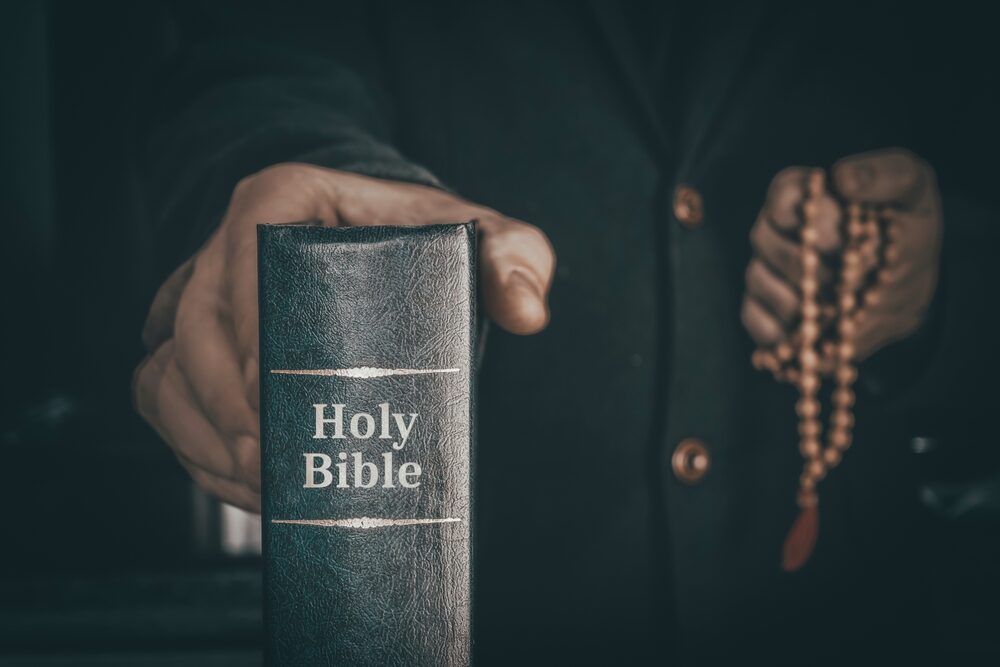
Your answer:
[255,162,313,182]
[231,173,258,200]
[517,222,555,257]
[233,163,325,200]
[772,166,806,187]
[232,435,261,479]
[769,166,807,199]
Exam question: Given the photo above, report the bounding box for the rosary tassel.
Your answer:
[782,504,818,572]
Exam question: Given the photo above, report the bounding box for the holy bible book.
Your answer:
[257,223,476,666]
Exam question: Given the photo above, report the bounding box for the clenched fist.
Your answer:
[133,164,556,512]
[743,148,942,362]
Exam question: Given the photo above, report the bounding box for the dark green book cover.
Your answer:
[258,223,476,666]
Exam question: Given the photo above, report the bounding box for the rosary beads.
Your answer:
[752,169,886,571]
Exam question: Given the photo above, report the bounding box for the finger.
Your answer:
[142,257,195,352]
[808,193,843,254]
[138,341,259,488]
[133,339,174,426]
[330,174,557,334]
[764,167,808,233]
[765,170,842,253]
[741,297,786,347]
[173,259,259,443]
[832,148,930,208]
[333,174,557,334]
[177,455,261,513]
[136,341,261,496]
[477,216,555,334]
[745,259,799,325]
[157,353,252,483]
[751,214,833,285]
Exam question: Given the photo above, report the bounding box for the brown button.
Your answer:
[672,438,710,484]
[673,185,704,228]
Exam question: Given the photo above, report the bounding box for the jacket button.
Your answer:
[672,438,710,484]
[673,185,704,228]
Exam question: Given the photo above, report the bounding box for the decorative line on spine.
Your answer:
[271,517,463,529]
[270,367,460,378]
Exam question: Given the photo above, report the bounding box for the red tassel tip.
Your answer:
[781,505,819,572]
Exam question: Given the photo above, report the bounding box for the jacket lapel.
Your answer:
[675,3,766,180]
[585,1,765,176]
[585,0,672,164]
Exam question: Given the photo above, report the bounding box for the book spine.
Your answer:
[258,223,475,666]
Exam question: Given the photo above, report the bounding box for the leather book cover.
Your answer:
[258,223,476,666]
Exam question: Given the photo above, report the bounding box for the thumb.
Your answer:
[476,215,555,335]
[329,171,556,335]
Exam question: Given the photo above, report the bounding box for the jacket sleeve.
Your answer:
[139,0,438,287]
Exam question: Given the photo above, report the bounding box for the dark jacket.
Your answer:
[142,2,999,664]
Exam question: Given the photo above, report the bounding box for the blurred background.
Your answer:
[1,1,998,665]
[0,3,262,665]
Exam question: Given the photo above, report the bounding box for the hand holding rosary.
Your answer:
[752,168,892,572]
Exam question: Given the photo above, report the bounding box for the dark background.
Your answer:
[0,1,998,664]
[0,3,261,664]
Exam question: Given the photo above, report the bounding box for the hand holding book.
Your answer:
[133,163,556,513]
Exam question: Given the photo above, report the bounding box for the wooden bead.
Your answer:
[806,459,826,481]
[801,321,820,343]
[833,387,855,408]
[842,268,861,287]
[800,438,821,459]
[802,301,820,320]
[803,200,820,220]
[799,372,820,394]
[802,250,820,271]
[831,409,854,429]
[838,318,856,338]
[796,398,820,419]
[801,226,819,245]
[799,348,819,371]
[799,419,821,438]
[838,342,855,361]
[823,448,842,467]
[802,277,819,296]
[800,474,816,491]
[864,289,881,307]
[797,487,819,508]
[776,342,794,362]
[848,221,864,239]
[840,293,857,312]
[835,365,857,385]
[830,429,852,450]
